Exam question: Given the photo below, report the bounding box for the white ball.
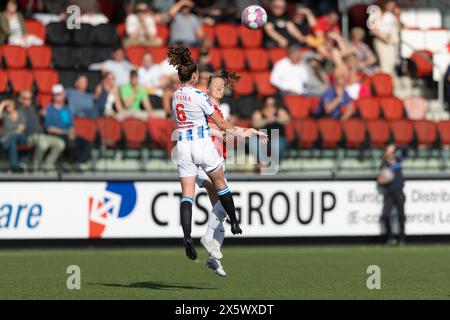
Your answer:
[241,5,267,30]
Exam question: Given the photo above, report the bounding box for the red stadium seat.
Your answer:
[25,19,46,41]
[122,118,147,149]
[380,97,404,120]
[202,24,215,44]
[156,24,169,46]
[341,119,366,148]
[74,117,97,142]
[252,71,277,97]
[283,95,310,120]
[389,120,414,145]
[437,121,450,147]
[149,47,168,63]
[97,117,122,147]
[2,45,27,68]
[8,69,33,93]
[348,4,369,28]
[237,119,252,128]
[215,24,239,48]
[234,72,254,96]
[356,97,381,120]
[309,96,320,114]
[297,119,318,149]
[0,70,8,93]
[366,120,390,148]
[147,118,177,156]
[221,48,245,71]
[239,25,263,48]
[37,93,52,109]
[411,50,433,77]
[371,73,393,97]
[125,47,146,66]
[189,47,199,61]
[413,120,437,147]
[268,47,287,65]
[404,96,427,120]
[284,121,296,143]
[116,22,126,38]
[318,118,342,149]
[244,48,269,71]
[27,45,52,69]
[209,47,222,70]
[33,69,59,94]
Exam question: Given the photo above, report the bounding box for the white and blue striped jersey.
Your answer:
[172,86,215,141]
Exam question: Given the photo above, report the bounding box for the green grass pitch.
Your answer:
[0,245,449,299]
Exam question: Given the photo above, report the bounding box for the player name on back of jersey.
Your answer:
[175,94,192,102]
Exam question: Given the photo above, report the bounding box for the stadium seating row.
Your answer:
[45,22,120,47]
[29,20,266,49]
[286,119,450,149]
[74,117,177,155]
[70,117,450,153]
[117,22,264,49]
[0,45,113,70]
[285,95,412,121]
[0,69,101,100]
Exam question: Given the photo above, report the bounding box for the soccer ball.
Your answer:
[241,5,267,30]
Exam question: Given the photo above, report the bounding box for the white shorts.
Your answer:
[177,138,224,178]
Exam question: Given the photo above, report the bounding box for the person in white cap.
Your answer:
[44,84,75,169]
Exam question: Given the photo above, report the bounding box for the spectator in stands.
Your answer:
[94,71,125,117]
[18,90,65,171]
[0,0,44,46]
[371,0,400,75]
[342,52,371,101]
[317,69,355,120]
[45,84,89,170]
[251,96,290,170]
[377,143,406,246]
[89,47,135,86]
[270,45,309,96]
[348,27,378,75]
[196,48,214,92]
[317,30,347,67]
[195,0,237,24]
[197,47,214,73]
[313,9,340,38]
[0,99,26,172]
[304,55,329,96]
[73,0,109,26]
[119,70,154,120]
[263,0,306,48]
[66,75,97,119]
[123,2,162,48]
[138,52,168,113]
[167,0,204,47]
[292,4,316,46]
[162,74,181,118]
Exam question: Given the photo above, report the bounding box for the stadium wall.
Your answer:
[1,177,450,242]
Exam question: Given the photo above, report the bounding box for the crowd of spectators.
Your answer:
[0,0,408,172]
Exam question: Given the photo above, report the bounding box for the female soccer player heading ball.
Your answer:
[168,45,268,262]
[197,70,250,276]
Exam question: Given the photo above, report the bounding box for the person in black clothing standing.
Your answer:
[377,143,406,245]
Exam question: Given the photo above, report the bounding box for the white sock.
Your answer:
[212,202,226,247]
[214,221,225,247]
[203,201,224,241]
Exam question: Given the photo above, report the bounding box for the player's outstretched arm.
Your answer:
[209,111,269,144]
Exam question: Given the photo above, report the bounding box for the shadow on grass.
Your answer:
[94,281,217,291]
